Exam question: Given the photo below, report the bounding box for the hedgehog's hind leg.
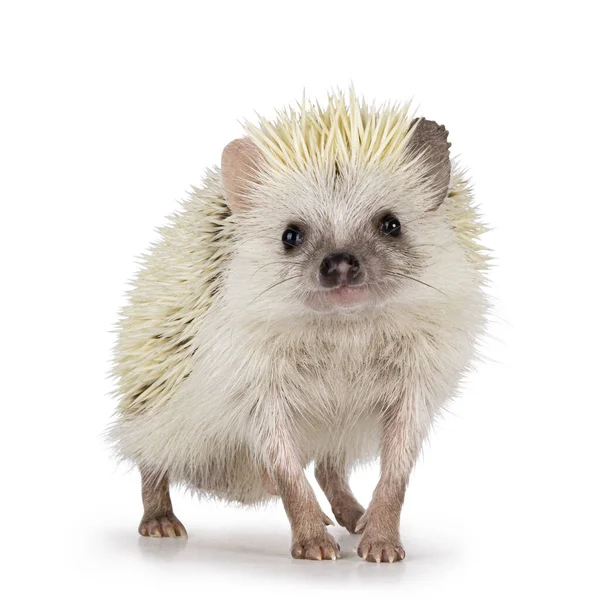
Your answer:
[315,458,365,534]
[138,470,187,539]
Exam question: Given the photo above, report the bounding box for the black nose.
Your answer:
[319,252,363,288]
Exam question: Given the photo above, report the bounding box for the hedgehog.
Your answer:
[110,89,489,563]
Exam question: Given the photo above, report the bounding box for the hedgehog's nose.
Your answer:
[319,252,363,288]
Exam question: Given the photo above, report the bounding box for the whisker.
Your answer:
[250,275,305,304]
[409,244,449,251]
[249,260,304,280]
[384,271,447,297]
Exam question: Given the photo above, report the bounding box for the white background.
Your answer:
[1,1,599,598]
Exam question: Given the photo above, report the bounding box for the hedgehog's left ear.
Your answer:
[221,138,264,212]
[406,118,451,210]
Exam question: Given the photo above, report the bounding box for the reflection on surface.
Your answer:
[102,523,459,587]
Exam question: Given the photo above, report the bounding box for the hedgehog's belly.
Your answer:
[113,407,273,504]
[293,407,381,466]
[113,354,383,504]
[114,399,380,505]
[175,445,275,505]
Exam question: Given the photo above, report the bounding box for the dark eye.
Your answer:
[380,214,402,237]
[282,226,304,249]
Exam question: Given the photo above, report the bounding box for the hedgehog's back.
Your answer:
[112,169,233,415]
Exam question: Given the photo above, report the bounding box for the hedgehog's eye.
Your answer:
[380,214,402,237]
[282,226,304,249]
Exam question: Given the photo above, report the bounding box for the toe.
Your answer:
[321,512,335,527]
[366,544,383,563]
[173,520,188,539]
[160,519,177,539]
[304,545,323,560]
[381,547,393,563]
[147,519,162,537]
[333,502,366,534]
[357,542,370,560]
[323,542,340,560]
[354,512,368,534]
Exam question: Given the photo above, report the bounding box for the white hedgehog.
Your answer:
[110,89,489,563]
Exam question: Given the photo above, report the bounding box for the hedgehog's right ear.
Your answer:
[221,138,264,212]
[406,118,452,211]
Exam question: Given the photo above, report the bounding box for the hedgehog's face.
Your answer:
[222,121,460,319]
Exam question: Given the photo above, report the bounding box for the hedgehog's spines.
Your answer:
[112,90,488,418]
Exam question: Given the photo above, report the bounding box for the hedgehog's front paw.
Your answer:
[357,532,405,563]
[138,513,188,539]
[331,499,365,533]
[291,528,341,560]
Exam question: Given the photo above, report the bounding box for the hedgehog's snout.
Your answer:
[319,252,364,288]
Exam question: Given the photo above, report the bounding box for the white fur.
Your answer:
[109,90,489,505]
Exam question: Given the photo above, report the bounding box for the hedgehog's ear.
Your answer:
[221,138,264,212]
[406,118,451,210]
